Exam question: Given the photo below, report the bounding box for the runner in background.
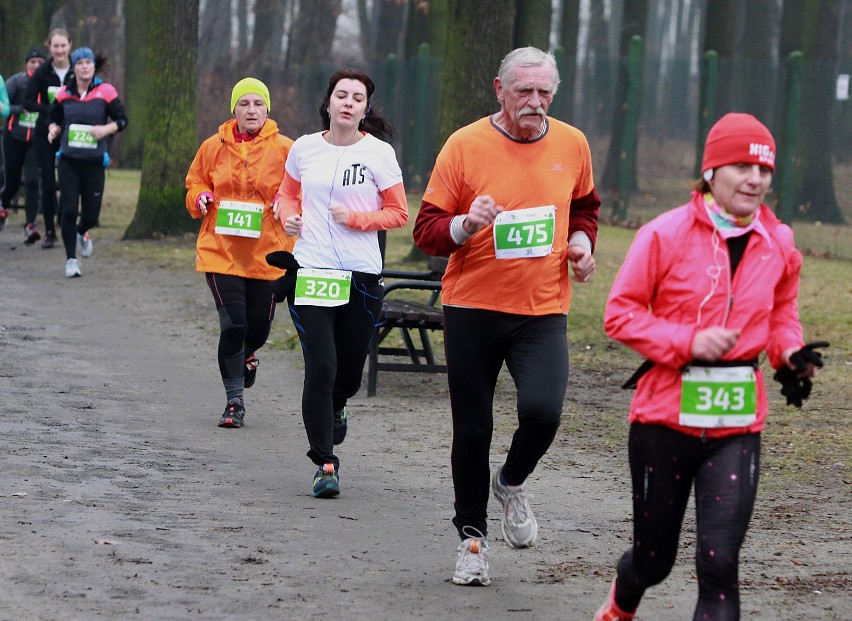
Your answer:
[47,47,127,278]
[185,77,294,429]
[595,113,827,620]
[0,70,10,229]
[412,46,600,586]
[2,46,46,242]
[24,28,73,248]
[272,68,408,499]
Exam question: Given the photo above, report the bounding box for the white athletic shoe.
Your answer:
[76,232,93,257]
[65,258,82,278]
[492,465,538,548]
[452,526,491,586]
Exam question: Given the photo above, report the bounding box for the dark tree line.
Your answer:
[0,0,847,236]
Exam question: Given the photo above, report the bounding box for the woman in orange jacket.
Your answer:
[185,77,294,428]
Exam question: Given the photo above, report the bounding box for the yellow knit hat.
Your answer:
[230,77,271,113]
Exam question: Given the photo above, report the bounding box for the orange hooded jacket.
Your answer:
[185,117,294,280]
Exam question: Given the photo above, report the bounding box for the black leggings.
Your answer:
[57,157,105,259]
[206,273,276,380]
[288,277,383,469]
[614,423,761,621]
[444,306,568,539]
[34,133,59,234]
[1,136,40,225]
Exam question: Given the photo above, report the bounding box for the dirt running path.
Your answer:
[0,212,847,620]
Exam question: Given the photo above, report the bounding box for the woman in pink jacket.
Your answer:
[595,113,826,621]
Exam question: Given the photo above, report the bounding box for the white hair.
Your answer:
[497,46,560,94]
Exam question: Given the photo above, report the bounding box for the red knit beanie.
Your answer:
[701,113,776,175]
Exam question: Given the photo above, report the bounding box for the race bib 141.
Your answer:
[215,200,264,238]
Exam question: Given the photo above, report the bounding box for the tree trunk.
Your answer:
[513,0,551,50]
[739,0,778,121]
[197,0,233,141]
[588,0,612,133]
[285,0,342,136]
[199,0,231,70]
[121,0,147,168]
[123,0,199,238]
[370,0,407,61]
[437,0,514,150]
[702,0,738,114]
[781,0,844,223]
[248,0,286,86]
[0,0,56,77]
[405,0,448,60]
[287,0,341,72]
[600,0,648,192]
[552,0,579,122]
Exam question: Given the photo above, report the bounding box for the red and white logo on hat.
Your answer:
[749,143,775,166]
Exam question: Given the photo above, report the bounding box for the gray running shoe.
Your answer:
[77,232,93,257]
[492,465,538,548]
[65,258,82,278]
[452,526,491,586]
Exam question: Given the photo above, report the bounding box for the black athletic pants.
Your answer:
[288,276,383,470]
[206,273,276,380]
[443,306,568,539]
[58,157,105,259]
[614,423,760,621]
[34,132,59,235]
[1,135,40,225]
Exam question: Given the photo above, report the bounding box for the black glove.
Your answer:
[772,341,829,408]
[265,251,300,303]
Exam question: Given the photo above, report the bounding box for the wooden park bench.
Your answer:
[366,255,448,396]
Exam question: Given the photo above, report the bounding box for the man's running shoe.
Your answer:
[0,208,7,230]
[244,354,259,388]
[218,400,245,428]
[452,526,491,586]
[312,463,340,498]
[24,224,41,245]
[65,258,82,278]
[41,231,57,249]
[491,465,538,548]
[333,407,348,445]
[76,231,93,257]
[594,580,636,620]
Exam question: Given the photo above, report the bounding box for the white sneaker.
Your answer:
[76,232,93,257]
[492,465,538,548]
[65,258,82,278]
[452,526,491,586]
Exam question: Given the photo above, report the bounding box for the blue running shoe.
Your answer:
[312,463,340,498]
[333,407,348,445]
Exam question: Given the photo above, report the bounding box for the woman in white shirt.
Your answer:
[273,68,408,499]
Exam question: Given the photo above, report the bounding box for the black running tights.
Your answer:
[58,157,104,259]
[206,273,275,379]
[614,423,761,621]
[287,279,383,469]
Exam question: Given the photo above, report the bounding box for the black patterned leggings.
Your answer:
[614,423,761,621]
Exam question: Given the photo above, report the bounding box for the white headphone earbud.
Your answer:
[703,169,714,182]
